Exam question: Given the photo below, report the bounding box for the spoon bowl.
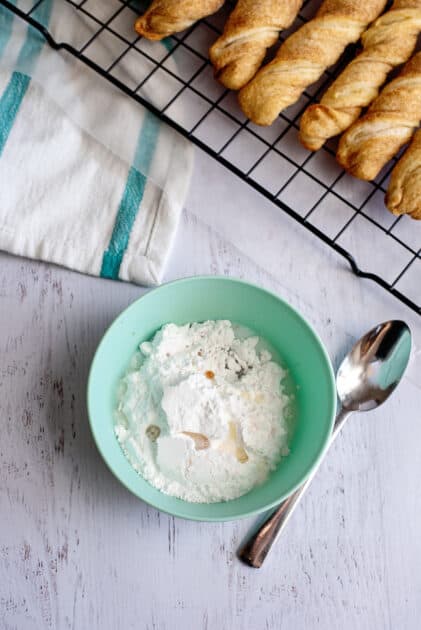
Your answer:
[336,321,412,412]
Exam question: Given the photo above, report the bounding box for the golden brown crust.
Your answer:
[135,0,224,41]
[300,1,421,151]
[385,128,421,219]
[337,52,421,180]
[209,0,303,91]
[238,0,387,126]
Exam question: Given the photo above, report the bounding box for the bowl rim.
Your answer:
[87,275,337,521]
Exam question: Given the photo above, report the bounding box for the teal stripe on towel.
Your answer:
[162,37,175,53]
[0,0,53,157]
[0,0,16,57]
[100,110,160,280]
[0,0,21,155]
[100,168,148,279]
[0,72,30,156]
[16,0,53,71]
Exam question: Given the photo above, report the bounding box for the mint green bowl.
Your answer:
[87,276,336,522]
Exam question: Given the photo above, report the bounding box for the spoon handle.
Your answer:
[239,407,351,568]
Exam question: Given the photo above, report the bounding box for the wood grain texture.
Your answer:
[0,147,420,630]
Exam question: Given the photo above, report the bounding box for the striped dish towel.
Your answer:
[0,0,193,285]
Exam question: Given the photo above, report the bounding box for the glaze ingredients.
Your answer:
[114,320,294,503]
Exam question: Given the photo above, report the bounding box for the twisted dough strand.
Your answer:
[135,0,224,41]
[209,0,303,90]
[300,1,421,151]
[386,128,421,219]
[337,52,421,180]
[238,0,387,126]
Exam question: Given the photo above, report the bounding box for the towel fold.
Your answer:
[0,0,193,285]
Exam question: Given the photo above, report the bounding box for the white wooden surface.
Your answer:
[1,146,421,630]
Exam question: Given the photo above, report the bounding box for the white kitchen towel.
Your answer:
[0,0,193,285]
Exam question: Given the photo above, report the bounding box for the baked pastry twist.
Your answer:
[209,0,303,90]
[135,0,225,41]
[385,128,421,219]
[238,0,387,126]
[337,52,421,180]
[300,1,421,151]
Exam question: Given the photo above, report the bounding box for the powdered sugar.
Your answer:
[114,320,294,503]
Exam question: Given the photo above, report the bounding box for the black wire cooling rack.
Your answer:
[2,0,420,315]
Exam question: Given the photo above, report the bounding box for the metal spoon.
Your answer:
[240,320,412,568]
